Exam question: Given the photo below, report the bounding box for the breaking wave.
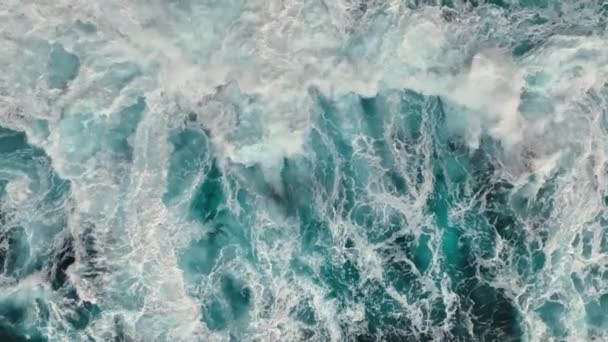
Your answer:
[1,0,608,341]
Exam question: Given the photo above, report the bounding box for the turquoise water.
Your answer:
[1,0,608,341]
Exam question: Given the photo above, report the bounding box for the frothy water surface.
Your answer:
[1,0,607,341]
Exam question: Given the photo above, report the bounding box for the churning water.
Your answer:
[0,0,607,341]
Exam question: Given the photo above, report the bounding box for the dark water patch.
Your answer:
[279,156,333,254]
[0,297,47,342]
[181,222,231,276]
[113,315,135,342]
[74,20,97,33]
[0,125,75,339]
[290,299,316,326]
[66,300,100,331]
[359,96,408,196]
[78,223,105,280]
[280,157,315,217]
[221,275,252,319]
[3,226,30,279]
[200,275,251,334]
[190,159,224,223]
[467,284,523,340]
[48,234,75,290]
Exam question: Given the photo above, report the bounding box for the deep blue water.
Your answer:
[1,0,608,341]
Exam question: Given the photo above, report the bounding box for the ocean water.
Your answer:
[0,0,607,341]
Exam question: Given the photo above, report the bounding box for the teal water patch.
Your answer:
[170,89,529,340]
[163,128,210,204]
[0,294,47,342]
[0,126,91,340]
[74,20,97,34]
[47,43,80,89]
[56,97,145,165]
[0,127,71,278]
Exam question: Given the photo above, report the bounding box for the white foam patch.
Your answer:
[5,177,33,205]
